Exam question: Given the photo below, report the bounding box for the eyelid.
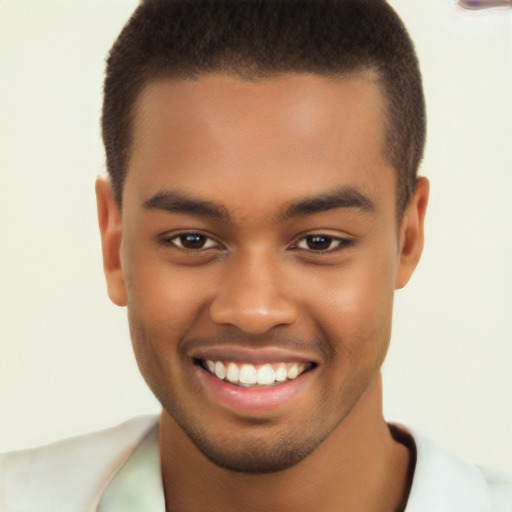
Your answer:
[158,230,353,253]
[158,231,225,250]
[292,233,354,252]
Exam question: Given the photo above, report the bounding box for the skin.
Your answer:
[96,72,429,511]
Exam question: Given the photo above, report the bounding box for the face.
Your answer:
[97,72,427,473]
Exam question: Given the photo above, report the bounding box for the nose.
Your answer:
[209,251,299,334]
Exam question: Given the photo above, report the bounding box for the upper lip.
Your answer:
[189,346,322,365]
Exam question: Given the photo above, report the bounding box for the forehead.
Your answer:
[126,72,395,216]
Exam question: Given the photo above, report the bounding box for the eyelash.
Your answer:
[159,233,223,251]
[292,234,353,253]
[159,232,353,254]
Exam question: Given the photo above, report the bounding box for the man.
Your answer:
[1,0,510,510]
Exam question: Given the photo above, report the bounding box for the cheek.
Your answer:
[306,252,397,358]
[123,244,213,339]
[121,260,211,400]
[123,261,212,392]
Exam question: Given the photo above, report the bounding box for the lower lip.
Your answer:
[196,365,314,415]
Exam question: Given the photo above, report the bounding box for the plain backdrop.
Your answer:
[1,0,511,472]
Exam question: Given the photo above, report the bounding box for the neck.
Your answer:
[160,373,412,512]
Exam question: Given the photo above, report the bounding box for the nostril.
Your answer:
[209,295,299,333]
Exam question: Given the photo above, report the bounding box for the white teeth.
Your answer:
[275,363,288,382]
[226,362,239,383]
[257,364,275,385]
[287,363,299,380]
[239,364,258,384]
[214,361,226,380]
[203,360,310,387]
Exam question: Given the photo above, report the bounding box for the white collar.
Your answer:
[97,420,165,512]
[402,424,494,511]
[97,420,497,511]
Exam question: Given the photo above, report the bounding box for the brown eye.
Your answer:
[165,233,219,250]
[295,235,351,252]
[180,234,207,249]
[305,235,333,251]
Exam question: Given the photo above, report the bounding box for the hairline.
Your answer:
[118,66,410,221]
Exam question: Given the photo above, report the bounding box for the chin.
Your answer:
[182,424,325,474]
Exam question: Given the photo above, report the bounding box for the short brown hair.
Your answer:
[102,0,425,217]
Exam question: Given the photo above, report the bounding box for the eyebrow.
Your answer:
[143,191,230,221]
[280,186,375,219]
[143,186,375,222]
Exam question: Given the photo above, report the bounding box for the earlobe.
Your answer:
[395,177,429,290]
[95,177,127,306]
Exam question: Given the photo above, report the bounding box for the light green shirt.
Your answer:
[1,415,511,511]
[97,422,165,512]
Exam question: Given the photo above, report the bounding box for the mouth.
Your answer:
[189,346,320,414]
[196,359,314,388]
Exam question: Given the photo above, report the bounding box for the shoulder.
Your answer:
[398,424,512,511]
[0,415,159,512]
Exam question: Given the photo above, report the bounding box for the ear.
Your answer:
[395,177,430,290]
[95,177,127,306]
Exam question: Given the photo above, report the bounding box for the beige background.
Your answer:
[1,0,511,471]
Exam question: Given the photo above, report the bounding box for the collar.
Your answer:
[97,420,496,512]
[97,420,165,512]
[401,424,494,511]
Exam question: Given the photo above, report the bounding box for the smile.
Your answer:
[200,360,313,388]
